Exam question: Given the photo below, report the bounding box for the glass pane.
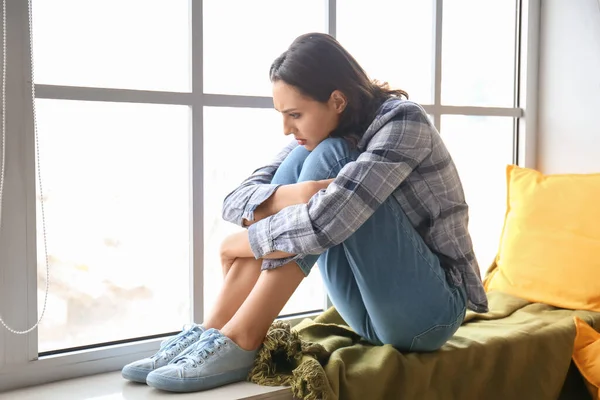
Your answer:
[32,0,190,91]
[337,0,434,103]
[203,0,326,96]
[204,107,326,316]
[440,116,514,275]
[427,114,437,129]
[442,0,516,106]
[36,100,191,353]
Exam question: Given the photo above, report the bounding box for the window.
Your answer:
[32,0,194,354]
[439,116,514,268]
[441,0,517,107]
[337,0,434,103]
[337,0,522,271]
[202,107,325,317]
[0,0,537,392]
[34,100,192,353]
[31,0,327,356]
[203,0,326,96]
[31,0,191,92]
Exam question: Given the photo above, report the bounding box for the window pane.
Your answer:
[427,114,437,129]
[203,0,326,96]
[440,116,513,275]
[36,100,191,353]
[442,0,516,107]
[203,107,326,316]
[32,0,190,91]
[337,0,433,103]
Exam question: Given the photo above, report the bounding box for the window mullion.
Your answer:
[34,85,193,105]
[326,0,336,38]
[24,0,38,363]
[439,105,522,118]
[203,94,273,108]
[323,0,336,312]
[433,0,443,129]
[516,0,540,168]
[191,0,204,325]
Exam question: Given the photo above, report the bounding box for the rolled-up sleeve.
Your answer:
[221,141,297,227]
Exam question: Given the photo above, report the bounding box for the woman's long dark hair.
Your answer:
[270,33,408,140]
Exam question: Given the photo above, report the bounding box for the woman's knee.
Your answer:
[219,233,248,277]
[299,138,359,181]
[272,145,311,185]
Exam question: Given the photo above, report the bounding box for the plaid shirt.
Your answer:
[222,99,488,313]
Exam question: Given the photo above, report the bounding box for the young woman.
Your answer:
[122,33,488,393]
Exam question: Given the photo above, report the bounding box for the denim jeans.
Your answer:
[271,138,467,352]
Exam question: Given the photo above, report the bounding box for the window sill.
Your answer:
[0,371,293,400]
[0,313,318,395]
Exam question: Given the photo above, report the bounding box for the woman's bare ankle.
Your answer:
[201,317,226,331]
[220,326,263,351]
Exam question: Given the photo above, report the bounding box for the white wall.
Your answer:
[538,0,600,174]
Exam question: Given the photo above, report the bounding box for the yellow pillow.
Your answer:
[484,165,600,312]
[572,317,600,400]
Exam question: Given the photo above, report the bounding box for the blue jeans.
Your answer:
[271,138,467,352]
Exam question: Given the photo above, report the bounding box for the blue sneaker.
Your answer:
[121,324,205,383]
[146,328,258,392]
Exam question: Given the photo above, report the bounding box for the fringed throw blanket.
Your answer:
[248,292,600,400]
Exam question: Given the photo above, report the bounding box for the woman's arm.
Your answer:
[243,179,334,227]
[221,141,297,227]
[222,178,335,267]
[221,230,293,262]
[247,102,434,266]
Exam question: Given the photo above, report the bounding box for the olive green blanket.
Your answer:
[248,291,600,400]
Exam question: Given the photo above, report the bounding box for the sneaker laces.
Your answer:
[153,324,203,361]
[172,330,226,368]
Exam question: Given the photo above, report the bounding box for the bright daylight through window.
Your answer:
[0,0,523,362]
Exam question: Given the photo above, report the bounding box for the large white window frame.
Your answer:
[0,0,539,392]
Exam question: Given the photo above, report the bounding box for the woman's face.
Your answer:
[272,80,346,151]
